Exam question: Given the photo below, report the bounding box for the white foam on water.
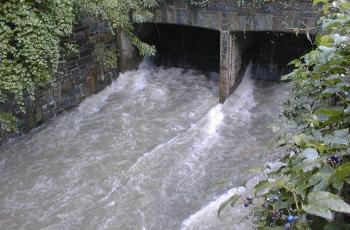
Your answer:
[126,100,222,175]
[76,77,120,116]
[205,104,224,135]
[223,62,256,120]
[173,62,262,230]
[181,186,246,230]
[180,161,288,230]
[132,71,147,92]
[76,58,153,117]
[0,56,289,230]
[178,63,256,166]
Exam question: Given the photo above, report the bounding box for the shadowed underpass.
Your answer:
[136,23,313,92]
[137,23,221,72]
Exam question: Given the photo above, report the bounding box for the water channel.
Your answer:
[0,59,289,229]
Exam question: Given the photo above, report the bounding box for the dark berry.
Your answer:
[284,223,291,230]
[246,195,253,201]
[287,215,294,222]
[244,201,249,207]
[330,155,341,164]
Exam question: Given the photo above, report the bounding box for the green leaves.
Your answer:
[253,0,350,228]
[308,165,334,191]
[93,43,118,72]
[255,175,290,195]
[299,148,319,162]
[317,35,333,47]
[296,148,320,172]
[303,191,350,221]
[77,0,158,56]
[0,0,75,133]
[324,221,350,230]
[0,112,17,134]
[330,162,350,182]
[313,107,345,126]
[0,0,161,135]
[217,194,238,217]
[313,0,329,5]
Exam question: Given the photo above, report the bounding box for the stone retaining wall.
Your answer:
[18,18,118,133]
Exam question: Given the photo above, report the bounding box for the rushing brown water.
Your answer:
[0,60,289,230]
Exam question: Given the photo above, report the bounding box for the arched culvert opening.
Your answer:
[218,31,314,102]
[136,23,220,73]
[240,32,314,81]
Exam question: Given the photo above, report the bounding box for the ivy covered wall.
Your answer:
[5,17,118,139]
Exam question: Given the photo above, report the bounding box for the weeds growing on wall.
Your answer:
[0,0,159,137]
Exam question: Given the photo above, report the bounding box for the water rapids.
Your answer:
[0,59,289,229]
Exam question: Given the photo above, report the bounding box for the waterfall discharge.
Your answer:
[0,59,289,230]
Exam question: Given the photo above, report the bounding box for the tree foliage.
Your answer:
[0,0,159,135]
[253,1,350,229]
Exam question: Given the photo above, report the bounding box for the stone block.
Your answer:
[166,7,176,23]
[245,16,254,31]
[273,16,279,31]
[154,9,162,23]
[166,0,175,6]
[74,25,89,33]
[221,12,229,31]
[255,13,273,31]
[176,9,188,25]
[208,1,229,12]
[208,13,218,30]
[197,9,209,28]
[175,0,186,8]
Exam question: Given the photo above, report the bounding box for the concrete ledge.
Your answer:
[155,0,320,34]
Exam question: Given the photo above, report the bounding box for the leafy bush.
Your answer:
[93,43,118,73]
[0,0,75,128]
[253,1,350,229]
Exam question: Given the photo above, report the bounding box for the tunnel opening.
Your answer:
[133,24,314,102]
[136,23,221,73]
[238,31,314,81]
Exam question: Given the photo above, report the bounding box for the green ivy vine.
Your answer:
[0,0,159,137]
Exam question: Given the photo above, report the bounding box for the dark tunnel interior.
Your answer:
[243,32,314,80]
[136,23,314,80]
[136,23,221,72]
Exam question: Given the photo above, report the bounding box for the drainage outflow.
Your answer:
[135,23,314,103]
[136,23,220,73]
[245,32,314,81]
